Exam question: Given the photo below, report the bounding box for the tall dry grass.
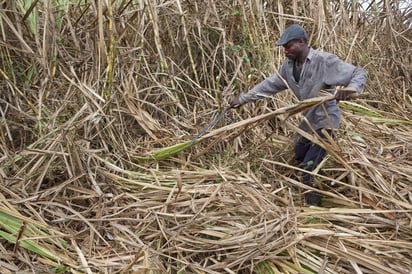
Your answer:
[0,0,411,273]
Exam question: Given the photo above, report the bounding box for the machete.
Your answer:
[189,106,232,146]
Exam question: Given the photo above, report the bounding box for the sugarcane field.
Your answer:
[0,0,411,273]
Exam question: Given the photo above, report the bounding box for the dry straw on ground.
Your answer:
[0,0,411,273]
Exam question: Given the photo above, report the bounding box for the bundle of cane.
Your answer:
[135,94,337,162]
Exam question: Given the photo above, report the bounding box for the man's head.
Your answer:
[276,24,308,46]
[277,24,309,61]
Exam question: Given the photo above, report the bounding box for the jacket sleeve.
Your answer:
[324,54,367,94]
[239,65,289,104]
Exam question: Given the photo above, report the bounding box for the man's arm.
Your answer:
[230,68,289,108]
[324,55,368,99]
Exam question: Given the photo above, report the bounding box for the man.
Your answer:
[230,24,367,206]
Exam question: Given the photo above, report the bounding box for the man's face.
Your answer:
[283,39,305,60]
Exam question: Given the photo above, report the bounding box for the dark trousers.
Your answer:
[294,129,332,186]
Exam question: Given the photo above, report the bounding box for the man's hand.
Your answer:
[335,87,358,101]
[229,96,243,109]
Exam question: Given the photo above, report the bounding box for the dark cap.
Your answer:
[276,24,308,46]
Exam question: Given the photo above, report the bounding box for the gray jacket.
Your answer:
[239,48,367,132]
